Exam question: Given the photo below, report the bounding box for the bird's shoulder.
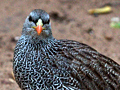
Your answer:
[49,39,120,89]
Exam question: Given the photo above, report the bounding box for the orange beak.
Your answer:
[34,25,43,35]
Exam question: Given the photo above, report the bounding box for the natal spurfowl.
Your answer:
[13,9,120,90]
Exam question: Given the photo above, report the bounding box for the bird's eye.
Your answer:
[29,16,38,24]
[29,16,33,22]
[43,19,50,25]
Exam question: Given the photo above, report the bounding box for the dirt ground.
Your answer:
[0,0,120,90]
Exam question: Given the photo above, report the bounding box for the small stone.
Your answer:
[9,78,15,83]
[104,33,113,41]
[11,36,20,42]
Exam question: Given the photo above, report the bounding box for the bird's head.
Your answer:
[22,9,52,39]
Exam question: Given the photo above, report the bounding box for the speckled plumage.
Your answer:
[13,9,120,90]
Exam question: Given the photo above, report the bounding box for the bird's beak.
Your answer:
[32,19,45,35]
[34,25,43,35]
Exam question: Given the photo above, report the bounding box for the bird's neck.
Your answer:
[21,35,56,47]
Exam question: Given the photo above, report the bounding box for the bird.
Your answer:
[13,9,120,90]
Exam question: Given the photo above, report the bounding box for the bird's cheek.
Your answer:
[43,30,51,36]
[27,29,36,35]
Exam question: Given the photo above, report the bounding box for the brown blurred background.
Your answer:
[0,0,120,90]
